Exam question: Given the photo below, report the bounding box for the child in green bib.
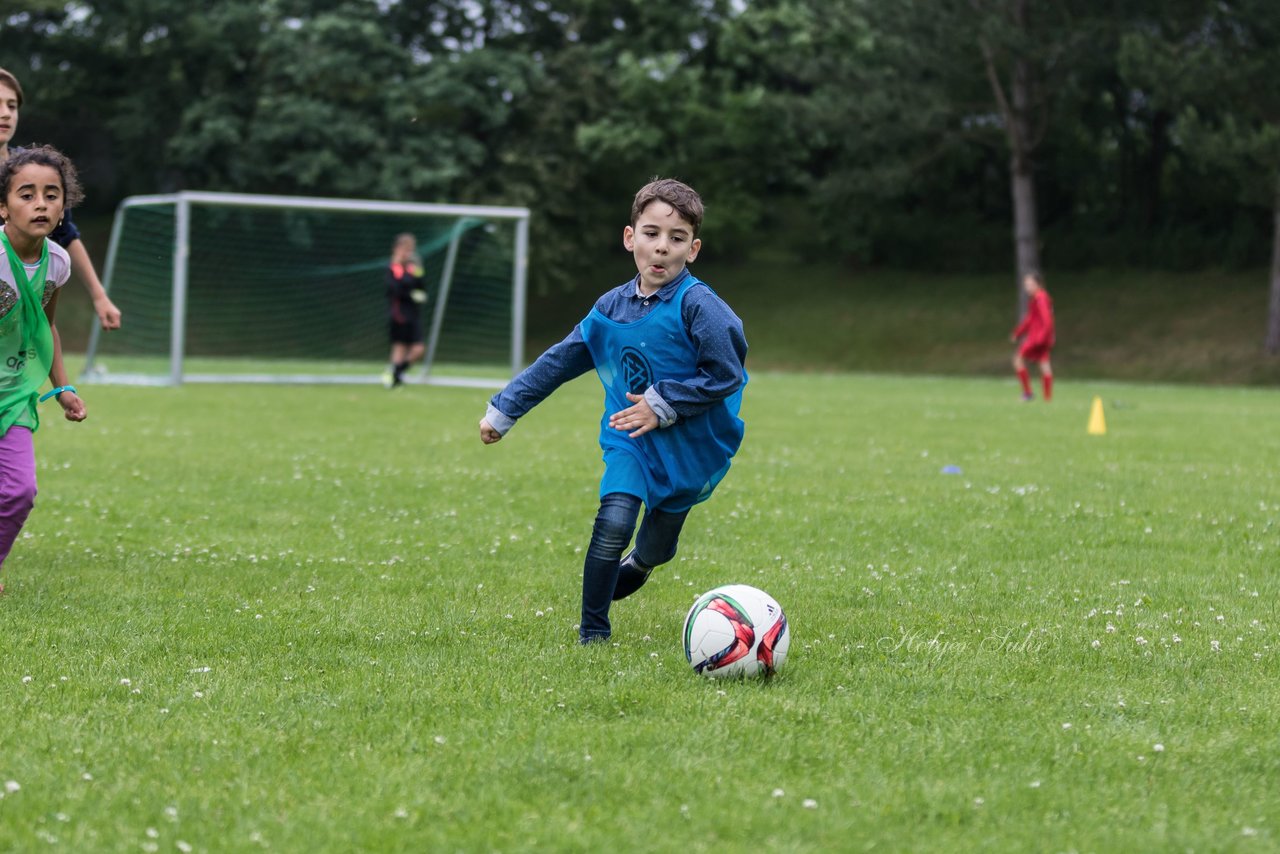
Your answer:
[0,145,87,593]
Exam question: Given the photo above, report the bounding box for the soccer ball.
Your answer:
[683,584,790,678]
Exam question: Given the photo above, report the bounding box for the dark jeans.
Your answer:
[580,493,690,642]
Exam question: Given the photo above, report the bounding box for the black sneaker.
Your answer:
[612,550,653,601]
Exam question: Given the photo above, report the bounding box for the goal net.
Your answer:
[80,191,529,387]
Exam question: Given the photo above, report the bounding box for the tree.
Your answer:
[776,0,1095,310]
[1120,0,1280,352]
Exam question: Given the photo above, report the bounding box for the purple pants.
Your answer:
[0,426,37,570]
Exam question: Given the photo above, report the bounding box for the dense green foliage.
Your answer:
[5,0,1277,288]
[1,374,1278,850]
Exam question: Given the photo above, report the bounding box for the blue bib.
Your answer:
[580,275,745,512]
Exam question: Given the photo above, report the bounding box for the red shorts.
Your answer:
[1019,341,1052,362]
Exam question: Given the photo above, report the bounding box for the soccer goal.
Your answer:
[80,191,530,388]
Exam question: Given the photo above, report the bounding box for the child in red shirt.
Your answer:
[1010,272,1054,401]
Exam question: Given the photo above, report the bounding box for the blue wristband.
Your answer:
[39,385,77,403]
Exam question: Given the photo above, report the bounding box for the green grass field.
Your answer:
[1,372,1278,851]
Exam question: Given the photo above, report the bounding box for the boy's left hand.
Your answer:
[58,392,86,422]
[609,393,658,438]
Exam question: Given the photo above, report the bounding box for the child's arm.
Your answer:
[53,211,120,331]
[42,291,86,422]
[1035,293,1054,342]
[479,327,594,444]
[66,238,122,331]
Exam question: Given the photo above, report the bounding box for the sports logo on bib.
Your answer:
[619,346,653,394]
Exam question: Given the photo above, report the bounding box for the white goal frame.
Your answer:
[80,191,530,388]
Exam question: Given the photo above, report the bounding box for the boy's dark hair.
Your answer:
[631,178,703,237]
[0,145,84,209]
[0,68,23,107]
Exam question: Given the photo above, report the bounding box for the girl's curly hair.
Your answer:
[0,145,85,209]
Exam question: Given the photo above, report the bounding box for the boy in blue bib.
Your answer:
[480,179,747,644]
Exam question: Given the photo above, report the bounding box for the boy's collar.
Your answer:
[632,267,691,301]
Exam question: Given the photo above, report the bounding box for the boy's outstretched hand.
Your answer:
[479,418,503,444]
[609,392,658,438]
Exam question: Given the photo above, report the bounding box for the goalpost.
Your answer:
[80,191,530,388]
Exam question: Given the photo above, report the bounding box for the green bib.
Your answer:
[0,231,55,434]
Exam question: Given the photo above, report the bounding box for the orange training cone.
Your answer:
[1087,396,1107,436]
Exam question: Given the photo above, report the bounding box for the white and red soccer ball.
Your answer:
[683,584,790,678]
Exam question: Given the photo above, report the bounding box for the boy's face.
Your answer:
[0,162,65,244]
[623,201,700,293]
[0,83,18,151]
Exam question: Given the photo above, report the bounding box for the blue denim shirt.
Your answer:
[486,267,747,435]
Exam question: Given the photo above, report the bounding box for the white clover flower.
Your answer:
[1135,637,1148,646]
[1153,743,1164,752]
[4,781,20,793]
[772,789,785,798]
[803,799,818,809]
[1091,640,1102,649]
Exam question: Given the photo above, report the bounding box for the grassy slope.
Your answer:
[526,261,1280,386]
[0,376,1277,851]
[61,214,1278,384]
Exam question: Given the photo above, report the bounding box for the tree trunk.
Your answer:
[1008,50,1040,320]
[980,0,1042,320]
[1266,174,1280,354]
[1010,149,1040,320]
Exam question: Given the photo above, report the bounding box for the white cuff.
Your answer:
[484,403,517,436]
[644,387,678,429]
